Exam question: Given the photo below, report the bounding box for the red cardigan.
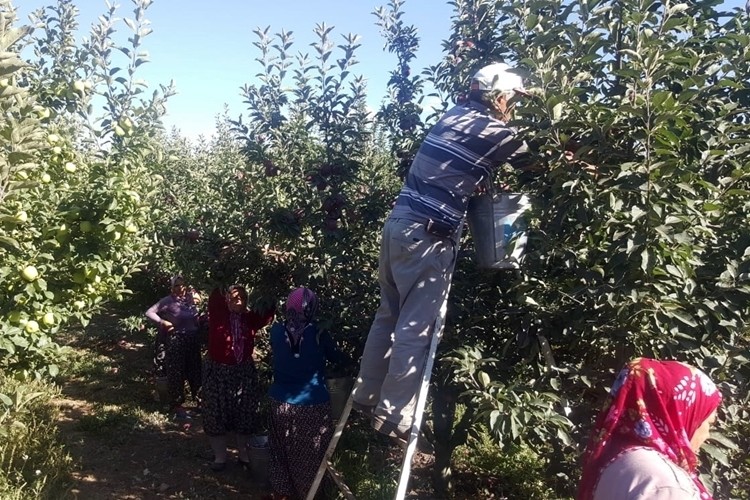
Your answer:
[207,288,274,364]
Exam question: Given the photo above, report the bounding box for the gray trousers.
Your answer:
[354,215,458,429]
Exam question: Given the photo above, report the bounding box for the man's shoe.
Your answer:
[372,416,435,453]
[371,415,410,441]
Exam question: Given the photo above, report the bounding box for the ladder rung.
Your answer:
[325,461,356,499]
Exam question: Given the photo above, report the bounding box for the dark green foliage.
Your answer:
[427,0,750,498]
[9,0,744,497]
[148,0,750,496]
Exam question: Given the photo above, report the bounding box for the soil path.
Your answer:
[55,309,268,499]
[54,307,441,500]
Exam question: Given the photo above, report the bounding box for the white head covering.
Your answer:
[470,62,524,93]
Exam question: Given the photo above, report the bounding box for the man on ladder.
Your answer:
[353,61,531,441]
[309,62,533,500]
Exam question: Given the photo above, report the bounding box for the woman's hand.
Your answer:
[161,320,175,333]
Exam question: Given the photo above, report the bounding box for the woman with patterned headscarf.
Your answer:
[578,358,722,500]
[202,285,274,472]
[265,287,349,500]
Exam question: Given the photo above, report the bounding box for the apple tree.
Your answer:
[147,23,400,352]
[0,0,172,378]
[418,0,750,497]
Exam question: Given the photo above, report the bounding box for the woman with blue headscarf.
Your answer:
[266,287,348,500]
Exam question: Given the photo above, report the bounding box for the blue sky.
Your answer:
[18,0,453,139]
[17,0,748,139]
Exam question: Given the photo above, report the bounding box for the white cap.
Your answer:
[470,62,524,93]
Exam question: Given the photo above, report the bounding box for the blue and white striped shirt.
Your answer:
[395,101,529,229]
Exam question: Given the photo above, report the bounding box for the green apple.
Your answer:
[73,80,86,93]
[35,106,51,119]
[41,173,51,183]
[79,221,93,233]
[114,125,126,137]
[25,320,40,334]
[65,207,81,221]
[14,211,28,223]
[73,300,86,310]
[64,162,77,173]
[52,146,63,155]
[48,133,60,144]
[21,265,39,282]
[125,223,138,234]
[56,224,69,242]
[8,310,25,324]
[42,312,56,327]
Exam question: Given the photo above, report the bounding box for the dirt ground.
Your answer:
[55,311,273,499]
[54,310,437,500]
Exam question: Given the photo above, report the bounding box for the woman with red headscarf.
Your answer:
[265,287,349,500]
[578,358,722,500]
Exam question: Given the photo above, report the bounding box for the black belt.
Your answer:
[389,213,458,239]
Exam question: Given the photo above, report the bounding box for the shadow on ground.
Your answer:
[55,307,269,500]
[55,305,453,500]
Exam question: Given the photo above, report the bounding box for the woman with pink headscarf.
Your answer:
[265,287,349,500]
[578,358,722,500]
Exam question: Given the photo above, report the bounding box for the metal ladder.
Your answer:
[305,295,449,500]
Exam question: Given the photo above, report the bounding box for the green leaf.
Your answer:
[631,206,647,221]
[489,409,500,429]
[0,235,19,251]
[523,295,539,306]
[556,427,572,446]
[701,442,729,467]
[707,431,738,450]
[670,310,697,328]
[665,265,682,278]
